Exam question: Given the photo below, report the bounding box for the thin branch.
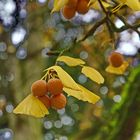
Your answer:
[77,0,140,42]
[109,17,140,33]
[46,51,60,56]
[98,0,107,14]
[114,13,140,36]
[47,38,77,57]
[78,17,107,42]
[98,0,115,43]
[79,14,140,42]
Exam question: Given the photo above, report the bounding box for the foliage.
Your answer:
[0,0,140,140]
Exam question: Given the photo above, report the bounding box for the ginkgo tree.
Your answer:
[0,0,140,140]
[14,0,140,121]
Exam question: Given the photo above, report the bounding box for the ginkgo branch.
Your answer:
[98,0,115,42]
[98,0,140,40]
[109,18,140,34]
[78,17,107,42]
[79,0,140,42]
[44,0,140,57]
[114,13,140,36]
[47,39,77,57]
[46,51,60,56]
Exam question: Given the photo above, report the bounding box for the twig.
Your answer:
[78,17,107,42]
[98,0,115,43]
[114,13,140,36]
[47,38,77,57]
[109,17,140,34]
[46,51,60,56]
[78,0,140,42]
[98,0,107,15]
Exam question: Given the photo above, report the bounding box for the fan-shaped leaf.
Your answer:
[57,56,85,66]
[78,84,100,104]
[106,61,129,75]
[125,0,140,11]
[81,66,104,84]
[13,94,49,118]
[63,84,100,104]
[118,0,140,11]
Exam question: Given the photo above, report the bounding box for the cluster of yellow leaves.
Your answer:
[48,56,104,103]
[13,56,104,118]
[46,65,101,104]
[52,0,140,13]
[56,56,104,84]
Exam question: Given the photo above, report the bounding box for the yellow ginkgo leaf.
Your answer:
[81,66,104,84]
[105,61,129,75]
[117,0,140,11]
[78,84,100,103]
[88,0,97,6]
[52,0,68,13]
[56,56,85,66]
[63,87,86,101]
[125,0,140,11]
[118,0,126,3]
[89,0,111,10]
[13,94,49,118]
[63,84,100,104]
[47,66,81,91]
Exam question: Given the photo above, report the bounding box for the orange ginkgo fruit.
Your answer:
[76,0,89,14]
[38,95,51,108]
[62,5,76,19]
[67,0,78,7]
[48,78,63,95]
[109,52,124,67]
[50,94,67,109]
[31,80,47,97]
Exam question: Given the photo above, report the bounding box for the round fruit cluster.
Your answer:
[62,0,90,19]
[31,78,66,109]
[109,52,124,67]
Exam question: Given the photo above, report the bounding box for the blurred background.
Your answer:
[0,0,140,140]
